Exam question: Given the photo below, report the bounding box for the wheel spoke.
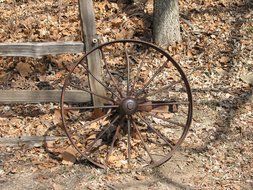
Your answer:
[127,117,131,165]
[149,110,178,114]
[137,80,182,99]
[135,60,169,96]
[86,115,120,153]
[124,43,131,96]
[138,101,189,107]
[100,48,124,98]
[79,59,121,100]
[70,82,116,103]
[64,105,119,110]
[131,119,155,164]
[106,120,122,164]
[144,112,185,128]
[129,50,148,96]
[137,114,174,149]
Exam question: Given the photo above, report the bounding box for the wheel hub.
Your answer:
[120,98,138,115]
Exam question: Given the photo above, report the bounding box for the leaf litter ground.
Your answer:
[0,0,252,189]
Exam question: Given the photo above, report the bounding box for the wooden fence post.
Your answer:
[78,0,106,106]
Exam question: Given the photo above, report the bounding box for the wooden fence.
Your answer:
[0,0,105,105]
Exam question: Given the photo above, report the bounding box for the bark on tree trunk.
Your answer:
[153,0,181,46]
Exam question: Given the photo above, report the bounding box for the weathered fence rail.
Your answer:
[0,90,90,104]
[0,42,84,58]
[0,136,67,147]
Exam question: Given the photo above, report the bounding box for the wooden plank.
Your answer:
[79,0,106,106]
[0,136,67,147]
[0,42,84,57]
[0,90,91,104]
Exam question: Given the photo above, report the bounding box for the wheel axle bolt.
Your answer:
[92,38,98,44]
[121,98,138,115]
[127,102,135,110]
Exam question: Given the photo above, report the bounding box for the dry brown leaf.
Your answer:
[135,175,146,181]
[132,127,140,140]
[140,132,147,141]
[61,146,78,166]
[111,18,122,27]
[161,113,172,119]
[36,124,46,135]
[53,109,69,125]
[91,109,105,120]
[87,134,96,140]
[0,72,8,82]
[99,144,107,151]
[16,62,32,77]
[45,141,54,149]
[53,109,62,125]
[67,110,80,118]
[101,119,110,126]
[173,54,181,62]
[219,56,230,64]
[53,183,64,190]
[115,30,126,39]
[107,155,118,164]
[89,122,99,130]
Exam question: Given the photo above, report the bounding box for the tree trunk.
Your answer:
[153,0,181,46]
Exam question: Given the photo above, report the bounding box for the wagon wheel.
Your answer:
[60,39,193,169]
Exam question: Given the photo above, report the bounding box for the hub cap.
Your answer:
[120,98,138,115]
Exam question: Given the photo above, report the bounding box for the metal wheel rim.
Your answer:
[60,39,193,169]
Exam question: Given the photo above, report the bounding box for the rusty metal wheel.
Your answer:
[60,39,193,169]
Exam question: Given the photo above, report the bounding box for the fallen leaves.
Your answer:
[0,0,252,189]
